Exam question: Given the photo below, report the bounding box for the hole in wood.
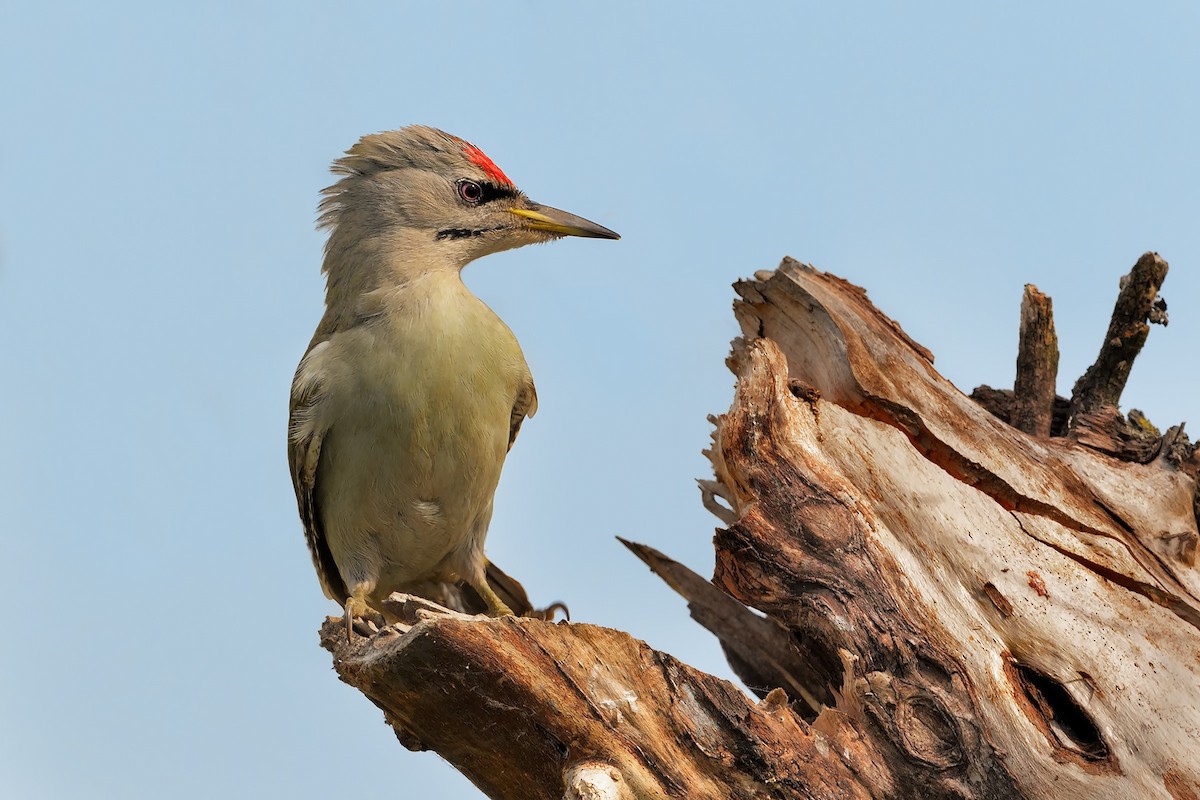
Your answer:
[1014,663,1109,761]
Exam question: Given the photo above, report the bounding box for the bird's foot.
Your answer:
[474,580,514,617]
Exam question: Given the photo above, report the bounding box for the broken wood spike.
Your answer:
[618,536,830,716]
[1012,284,1059,438]
[1068,251,1169,424]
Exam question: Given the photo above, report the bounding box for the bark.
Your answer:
[1069,252,1168,420]
[1066,252,1171,459]
[321,595,867,800]
[321,256,1200,799]
[1011,285,1058,437]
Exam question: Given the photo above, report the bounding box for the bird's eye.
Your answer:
[458,180,483,203]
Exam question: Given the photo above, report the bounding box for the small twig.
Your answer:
[1012,285,1059,437]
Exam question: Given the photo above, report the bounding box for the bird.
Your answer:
[288,125,618,636]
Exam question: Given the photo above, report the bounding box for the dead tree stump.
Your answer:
[322,254,1200,799]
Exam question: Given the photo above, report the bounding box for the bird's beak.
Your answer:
[509,204,620,240]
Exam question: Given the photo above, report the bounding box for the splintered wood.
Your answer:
[711,257,1199,798]
[322,256,1199,800]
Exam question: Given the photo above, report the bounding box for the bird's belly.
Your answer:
[316,359,516,594]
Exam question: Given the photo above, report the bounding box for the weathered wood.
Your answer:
[711,259,1199,798]
[973,255,1172,462]
[1068,405,1164,463]
[321,596,871,800]
[321,256,1199,800]
[619,537,828,715]
[970,385,1071,437]
[1012,285,1058,437]
[1069,251,1168,424]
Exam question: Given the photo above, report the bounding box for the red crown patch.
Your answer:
[461,142,513,187]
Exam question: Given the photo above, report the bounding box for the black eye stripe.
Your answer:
[479,182,517,202]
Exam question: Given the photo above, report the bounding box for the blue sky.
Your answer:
[2,3,1196,797]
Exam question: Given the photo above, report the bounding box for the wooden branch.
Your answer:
[321,595,873,800]
[1069,252,1168,423]
[1012,285,1058,437]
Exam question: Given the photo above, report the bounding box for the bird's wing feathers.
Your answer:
[288,340,348,603]
[508,376,538,452]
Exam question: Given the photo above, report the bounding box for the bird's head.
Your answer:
[319,126,618,271]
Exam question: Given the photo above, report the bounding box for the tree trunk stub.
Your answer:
[1069,252,1169,422]
[1011,284,1058,438]
[321,255,1199,799]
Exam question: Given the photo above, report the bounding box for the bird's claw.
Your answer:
[343,595,378,641]
[534,601,570,622]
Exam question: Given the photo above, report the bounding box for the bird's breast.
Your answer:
[316,289,530,548]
